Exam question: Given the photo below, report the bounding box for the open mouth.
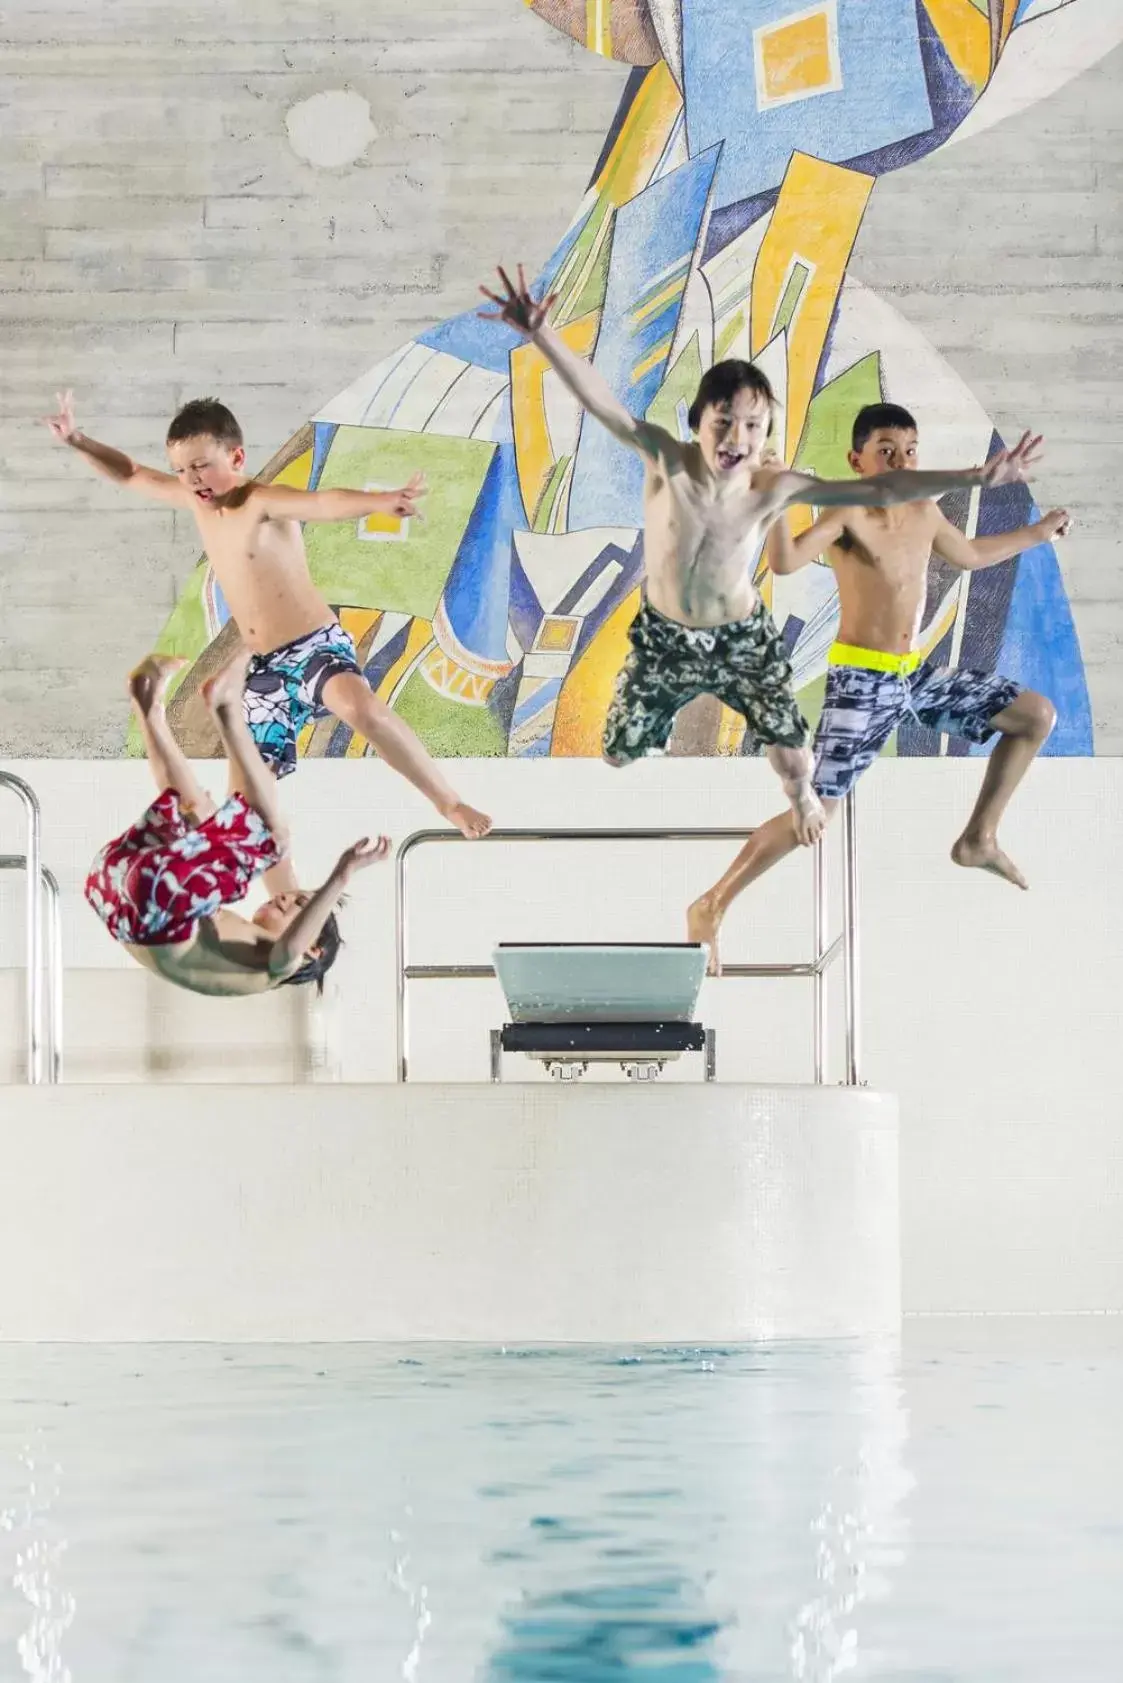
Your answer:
[716,449,745,472]
[194,488,215,502]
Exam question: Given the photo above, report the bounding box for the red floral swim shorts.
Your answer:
[85,789,283,946]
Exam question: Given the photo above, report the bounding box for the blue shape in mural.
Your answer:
[703,190,777,264]
[842,2,976,175]
[568,147,721,530]
[683,0,934,204]
[419,310,528,377]
[986,520,1094,757]
[508,549,545,655]
[420,228,591,376]
[361,620,412,695]
[511,676,563,741]
[434,395,525,672]
[210,578,232,629]
[309,421,336,490]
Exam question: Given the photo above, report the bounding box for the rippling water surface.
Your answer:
[0,1322,1120,1680]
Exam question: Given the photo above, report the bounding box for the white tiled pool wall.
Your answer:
[2,753,1121,1318]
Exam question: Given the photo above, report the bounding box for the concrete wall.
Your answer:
[1,4,1121,752]
[0,1083,900,1341]
[0,0,625,753]
[2,754,1121,1316]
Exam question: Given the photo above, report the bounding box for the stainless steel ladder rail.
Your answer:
[0,771,62,1084]
[394,791,861,1086]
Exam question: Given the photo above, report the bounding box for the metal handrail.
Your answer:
[0,857,62,1084]
[0,773,46,1084]
[394,792,860,1085]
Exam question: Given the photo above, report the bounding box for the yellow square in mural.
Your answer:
[358,495,409,542]
[536,616,579,654]
[754,3,842,111]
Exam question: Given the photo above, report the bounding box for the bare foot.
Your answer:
[791,786,826,847]
[444,800,492,839]
[951,833,1028,890]
[687,893,723,977]
[201,649,252,714]
[128,654,185,713]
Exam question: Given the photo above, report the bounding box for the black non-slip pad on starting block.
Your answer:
[499,1022,706,1055]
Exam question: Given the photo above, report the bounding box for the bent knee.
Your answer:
[320,670,376,722]
[1002,690,1056,743]
[767,742,813,780]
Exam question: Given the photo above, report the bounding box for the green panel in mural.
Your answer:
[306,428,497,617]
[645,332,702,440]
[391,665,509,758]
[794,353,882,482]
[124,560,209,758]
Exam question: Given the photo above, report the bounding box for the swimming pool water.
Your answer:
[0,1321,1120,1681]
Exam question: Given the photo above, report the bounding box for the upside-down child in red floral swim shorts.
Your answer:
[85,652,388,997]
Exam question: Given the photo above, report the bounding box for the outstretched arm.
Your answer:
[267,837,390,980]
[931,505,1070,571]
[253,472,426,525]
[779,431,1045,513]
[781,465,984,510]
[479,264,675,464]
[43,391,186,506]
[766,508,848,575]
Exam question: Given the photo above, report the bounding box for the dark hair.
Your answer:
[851,403,917,453]
[280,913,343,996]
[166,397,244,450]
[687,359,776,434]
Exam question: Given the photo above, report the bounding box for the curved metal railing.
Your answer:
[0,772,62,1083]
[394,792,860,1086]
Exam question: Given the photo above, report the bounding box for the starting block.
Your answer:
[490,943,714,1082]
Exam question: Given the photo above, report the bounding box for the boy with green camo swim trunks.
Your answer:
[482,266,1022,843]
[687,403,1065,974]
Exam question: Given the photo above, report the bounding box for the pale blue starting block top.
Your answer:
[492,943,707,1026]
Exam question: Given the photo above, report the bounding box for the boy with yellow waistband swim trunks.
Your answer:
[687,403,1068,973]
[481,269,1016,847]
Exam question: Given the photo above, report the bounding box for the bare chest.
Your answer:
[193,507,305,581]
[837,512,935,589]
[650,468,768,566]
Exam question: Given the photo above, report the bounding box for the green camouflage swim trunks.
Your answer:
[603,599,809,763]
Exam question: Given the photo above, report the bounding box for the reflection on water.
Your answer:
[2,1440,76,1683]
[0,1326,1120,1681]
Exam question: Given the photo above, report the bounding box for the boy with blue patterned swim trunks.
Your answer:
[687,404,1068,973]
[47,393,491,841]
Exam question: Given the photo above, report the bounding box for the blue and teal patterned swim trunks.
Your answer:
[243,621,361,778]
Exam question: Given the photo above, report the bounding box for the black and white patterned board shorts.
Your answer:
[813,657,1020,799]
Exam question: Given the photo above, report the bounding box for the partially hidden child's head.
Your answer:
[280,913,343,995]
[252,891,344,996]
[688,360,777,477]
[166,397,246,503]
[850,403,919,478]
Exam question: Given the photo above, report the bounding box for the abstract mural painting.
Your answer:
[142,0,1123,763]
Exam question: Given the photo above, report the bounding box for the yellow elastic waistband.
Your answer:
[828,641,921,676]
